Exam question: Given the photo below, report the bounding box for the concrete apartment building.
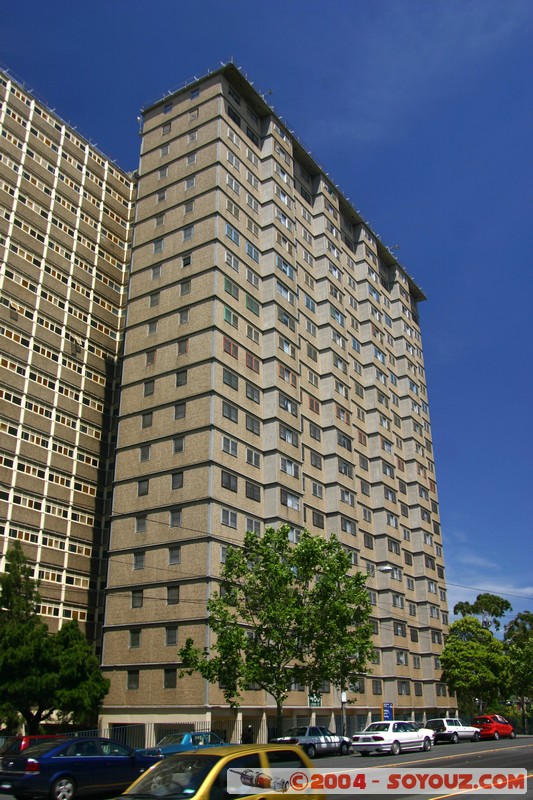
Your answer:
[0,69,135,641]
[1,62,454,742]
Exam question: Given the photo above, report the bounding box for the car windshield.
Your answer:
[365,723,390,732]
[124,754,220,798]
[283,727,308,737]
[156,735,187,746]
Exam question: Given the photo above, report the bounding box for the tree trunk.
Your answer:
[275,699,284,739]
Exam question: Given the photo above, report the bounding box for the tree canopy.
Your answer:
[0,541,109,733]
[453,593,512,631]
[180,525,373,735]
[503,610,533,648]
[440,615,509,716]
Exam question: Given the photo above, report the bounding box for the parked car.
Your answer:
[0,735,67,756]
[425,718,480,743]
[137,731,226,757]
[0,737,160,800]
[351,720,433,756]
[270,725,351,757]
[471,714,516,740]
[118,743,325,800]
[411,723,436,743]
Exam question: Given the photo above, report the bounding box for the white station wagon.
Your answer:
[352,720,434,756]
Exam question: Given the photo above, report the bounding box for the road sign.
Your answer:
[309,693,322,707]
[383,702,394,720]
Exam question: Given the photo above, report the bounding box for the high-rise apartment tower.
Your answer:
[100,63,454,741]
[0,69,134,642]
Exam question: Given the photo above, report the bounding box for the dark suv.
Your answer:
[0,735,67,755]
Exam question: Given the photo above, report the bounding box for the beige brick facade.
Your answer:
[101,64,455,738]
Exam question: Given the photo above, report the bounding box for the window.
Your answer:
[226,223,240,244]
[169,546,181,565]
[394,622,406,637]
[222,401,238,423]
[177,337,188,355]
[246,414,260,435]
[398,680,410,695]
[281,490,300,510]
[372,679,382,695]
[135,515,147,533]
[173,435,184,454]
[223,337,238,359]
[137,479,148,497]
[127,670,139,690]
[164,668,177,689]
[312,511,324,529]
[131,590,143,608]
[221,508,237,528]
[167,585,180,605]
[220,432,239,458]
[281,456,299,477]
[170,508,182,527]
[245,481,261,501]
[392,593,404,609]
[246,352,260,373]
[176,369,188,387]
[183,225,194,241]
[153,238,164,254]
[144,380,154,398]
[221,471,238,492]
[172,471,183,490]
[246,448,260,468]
[130,629,141,648]
[165,626,178,646]
[246,382,260,403]
[174,402,186,419]
[146,349,156,366]
[223,368,239,390]
[133,551,145,570]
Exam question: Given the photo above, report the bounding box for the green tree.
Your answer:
[0,542,109,732]
[180,525,373,736]
[453,593,512,631]
[503,610,533,648]
[440,616,510,716]
[504,611,533,733]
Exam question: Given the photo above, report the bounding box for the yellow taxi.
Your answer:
[119,743,325,799]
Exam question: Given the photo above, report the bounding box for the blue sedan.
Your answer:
[0,737,159,800]
[137,732,226,758]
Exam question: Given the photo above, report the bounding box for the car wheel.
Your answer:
[472,731,480,742]
[390,741,401,756]
[339,741,349,755]
[494,732,500,741]
[422,737,431,751]
[450,733,459,744]
[306,744,316,759]
[510,730,516,739]
[51,777,77,800]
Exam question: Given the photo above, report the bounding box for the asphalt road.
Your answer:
[1,737,532,799]
[315,735,533,799]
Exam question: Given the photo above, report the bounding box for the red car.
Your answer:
[471,714,516,740]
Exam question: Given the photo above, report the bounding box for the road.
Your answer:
[316,736,533,799]
[1,737,532,799]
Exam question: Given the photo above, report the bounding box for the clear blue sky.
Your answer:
[2,0,532,629]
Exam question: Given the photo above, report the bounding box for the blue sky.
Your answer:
[2,0,532,630]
